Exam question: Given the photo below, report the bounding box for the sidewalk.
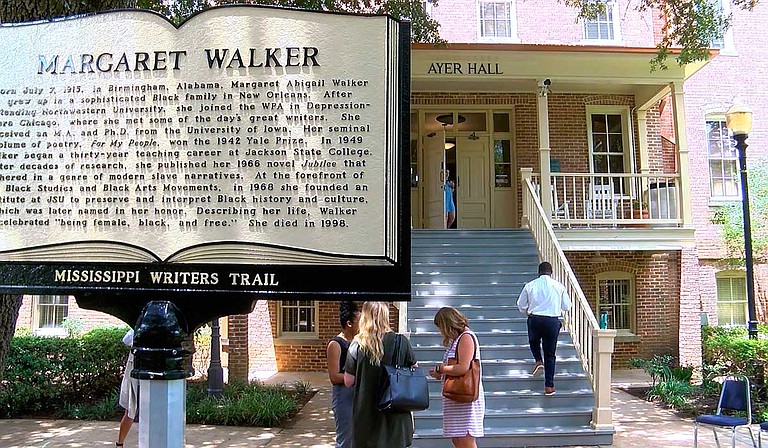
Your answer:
[0,370,761,447]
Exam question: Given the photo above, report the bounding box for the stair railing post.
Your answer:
[591,328,616,430]
[520,168,533,228]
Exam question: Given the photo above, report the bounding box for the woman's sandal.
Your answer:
[116,443,124,447]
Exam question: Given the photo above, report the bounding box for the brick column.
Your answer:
[247,300,278,377]
[227,314,249,380]
[679,246,703,368]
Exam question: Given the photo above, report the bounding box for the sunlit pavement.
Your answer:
[0,370,761,447]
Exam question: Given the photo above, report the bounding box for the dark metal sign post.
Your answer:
[0,6,410,447]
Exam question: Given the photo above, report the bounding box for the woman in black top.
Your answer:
[326,301,359,448]
[344,301,417,448]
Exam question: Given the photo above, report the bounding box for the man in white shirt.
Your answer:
[516,262,571,396]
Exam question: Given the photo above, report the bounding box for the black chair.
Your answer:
[694,375,757,447]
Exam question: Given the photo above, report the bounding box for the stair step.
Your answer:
[412,282,528,295]
[414,297,525,307]
[425,375,592,393]
[412,260,538,267]
[412,427,614,447]
[408,318,544,333]
[415,407,593,429]
[425,391,595,411]
[409,228,609,446]
[413,229,534,238]
[408,305,522,319]
[413,357,587,375]
[412,343,578,359]
[412,272,538,283]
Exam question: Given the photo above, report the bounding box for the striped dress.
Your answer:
[442,330,485,438]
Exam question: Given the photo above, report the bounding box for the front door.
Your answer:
[423,131,446,229]
[456,136,490,228]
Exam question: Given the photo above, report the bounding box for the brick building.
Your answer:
[15,1,768,377]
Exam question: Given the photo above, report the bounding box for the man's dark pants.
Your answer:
[527,314,561,388]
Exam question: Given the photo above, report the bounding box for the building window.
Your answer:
[716,273,747,326]
[587,107,632,193]
[421,0,433,15]
[583,0,620,42]
[494,140,512,188]
[30,295,69,336]
[707,118,740,199]
[279,301,317,336]
[705,0,736,53]
[596,272,634,332]
[479,1,516,41]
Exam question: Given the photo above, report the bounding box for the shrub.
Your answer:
[186,379,300,427]
[629,354,675,386]
[702,325,768,380]
[647,379,697,410]
[0,326,128,417]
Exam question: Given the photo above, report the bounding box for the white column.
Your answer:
[671,82,692,226]
[139,379,186,448]
[636,108,649,174]
[537,86,552,219]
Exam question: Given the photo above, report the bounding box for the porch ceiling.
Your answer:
[411,43,712,99]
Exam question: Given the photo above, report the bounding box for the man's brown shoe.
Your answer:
[545,387,556,396]
[532,362,544,377]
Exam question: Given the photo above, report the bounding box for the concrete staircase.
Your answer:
[409,229,613,447]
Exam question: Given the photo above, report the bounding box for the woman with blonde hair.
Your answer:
[344,301,416,448]
[429,307,485,448]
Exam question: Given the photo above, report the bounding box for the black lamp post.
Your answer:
[726,103,758,340]
[207,318,224,397]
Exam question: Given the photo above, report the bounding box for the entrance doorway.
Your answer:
[423,132,489,229]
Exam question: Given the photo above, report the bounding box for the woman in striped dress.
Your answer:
[430,307,485,448]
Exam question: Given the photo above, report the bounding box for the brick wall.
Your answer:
[16,295,127,335]
[677,2,768,338]
[228,314,249,380]
[432,0,656,47]
[246,301,400,373]
[566,250,681,367]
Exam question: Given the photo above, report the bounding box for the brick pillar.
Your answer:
[390,302,401,332]
[247,300,278,378]
[679,246,703,368]
[227,314,249,380]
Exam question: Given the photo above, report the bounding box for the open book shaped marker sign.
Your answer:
[0,6,411,326]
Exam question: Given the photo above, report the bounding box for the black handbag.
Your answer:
[377,334,430,413]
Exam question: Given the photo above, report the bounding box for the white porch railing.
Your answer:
[531,172,682,227]
[521,168,617,429]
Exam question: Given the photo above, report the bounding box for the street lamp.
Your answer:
[207,318,224,397]
[725,103,758,339]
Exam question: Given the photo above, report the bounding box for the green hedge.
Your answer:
[0,326,128,418]
[702,325,768,379]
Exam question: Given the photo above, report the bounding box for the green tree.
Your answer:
[712,161,768,264]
